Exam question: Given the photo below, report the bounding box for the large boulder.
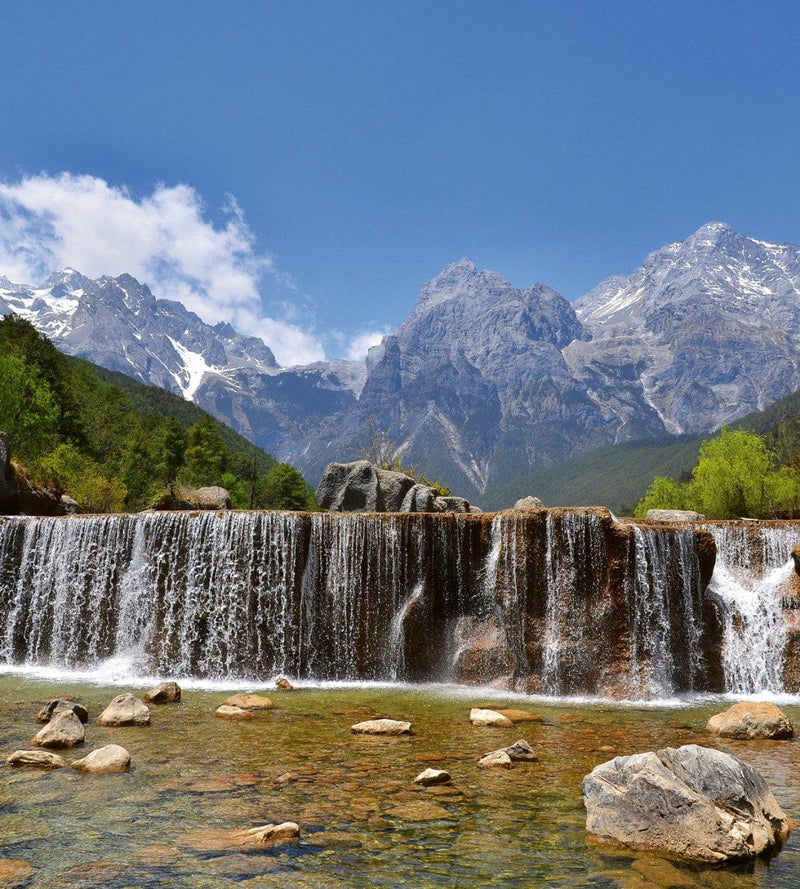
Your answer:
[316,461,381,512]
[31,711,85,748]
[400,484,437,513]
[706,702,794,740]
[191,486,232,510]
[434,495,471,514]
[71,744,131,774]
[583,744,790,862]
[375,468,416,511]
[97,693,150,727]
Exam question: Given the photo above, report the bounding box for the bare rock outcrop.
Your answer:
[582,744,790,862]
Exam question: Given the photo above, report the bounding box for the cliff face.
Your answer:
[0,508,723,699]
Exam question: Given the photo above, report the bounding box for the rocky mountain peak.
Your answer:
[38,267,93,292]
[412,259,514,316]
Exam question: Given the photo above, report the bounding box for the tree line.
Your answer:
[634,426,800,519]
[0,315,315,512]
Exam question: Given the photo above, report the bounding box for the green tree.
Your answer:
[633,476,690,518]
[691,427,772,518]
[34,442,127,512]
[180,417,226,487]
[261,463,315,510]
[0,353,60,460]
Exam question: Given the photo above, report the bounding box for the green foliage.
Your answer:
[260,463,317,510]
[0,352,60,460]
[34,443,127,513]
[0,314,312,513]
[634,427,800,519]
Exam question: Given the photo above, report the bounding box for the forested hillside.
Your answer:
[0,315,315,512]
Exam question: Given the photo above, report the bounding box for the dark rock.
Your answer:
[400,484,437,512]
[583,743,790,862]
[434,496,471,514]
[316,461,380,512]
[36,698,89,724]
[375,468,415,511]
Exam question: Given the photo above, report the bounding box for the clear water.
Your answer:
[2,674,800,888]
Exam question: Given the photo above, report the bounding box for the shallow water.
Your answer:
[2,675,800,888]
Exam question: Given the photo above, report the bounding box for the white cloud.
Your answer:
[345,329,386,361]
[0,172,325,366]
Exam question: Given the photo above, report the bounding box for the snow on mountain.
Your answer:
[5,221,800,499]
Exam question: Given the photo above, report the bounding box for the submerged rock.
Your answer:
[351,718,412,735]
[469,708,513,728]
[36,698,89,724]
[6,749,68,769]
[31,710,85,748]
[143,681,181,704]
[97,693,150,727]
[222,693,275,710]
[582,743,790,862]
[71,744,131,774]
[0,859,36,887]
[214,705,252,720]
[706,701,794,740]
[183,822,300,852]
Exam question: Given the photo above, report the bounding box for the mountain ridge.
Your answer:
[5,221,800,504]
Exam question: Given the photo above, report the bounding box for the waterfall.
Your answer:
[0,509,720,697]
[625,526,705,698]
[706,523,799,694]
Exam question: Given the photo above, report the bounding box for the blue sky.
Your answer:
[1,1,799,364]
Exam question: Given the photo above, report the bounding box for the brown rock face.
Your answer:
[706,702,794,739]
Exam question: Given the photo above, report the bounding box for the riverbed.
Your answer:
[2,675,800,888]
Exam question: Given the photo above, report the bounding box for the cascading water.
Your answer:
[0,509,719,697]
[625,526,705,698]
[705,523,800,694]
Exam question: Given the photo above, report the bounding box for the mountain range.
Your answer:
[3,221,800,505]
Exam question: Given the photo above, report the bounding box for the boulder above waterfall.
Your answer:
[582,744,790,862]
[706,702,794,740]
[315,461,476,513]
